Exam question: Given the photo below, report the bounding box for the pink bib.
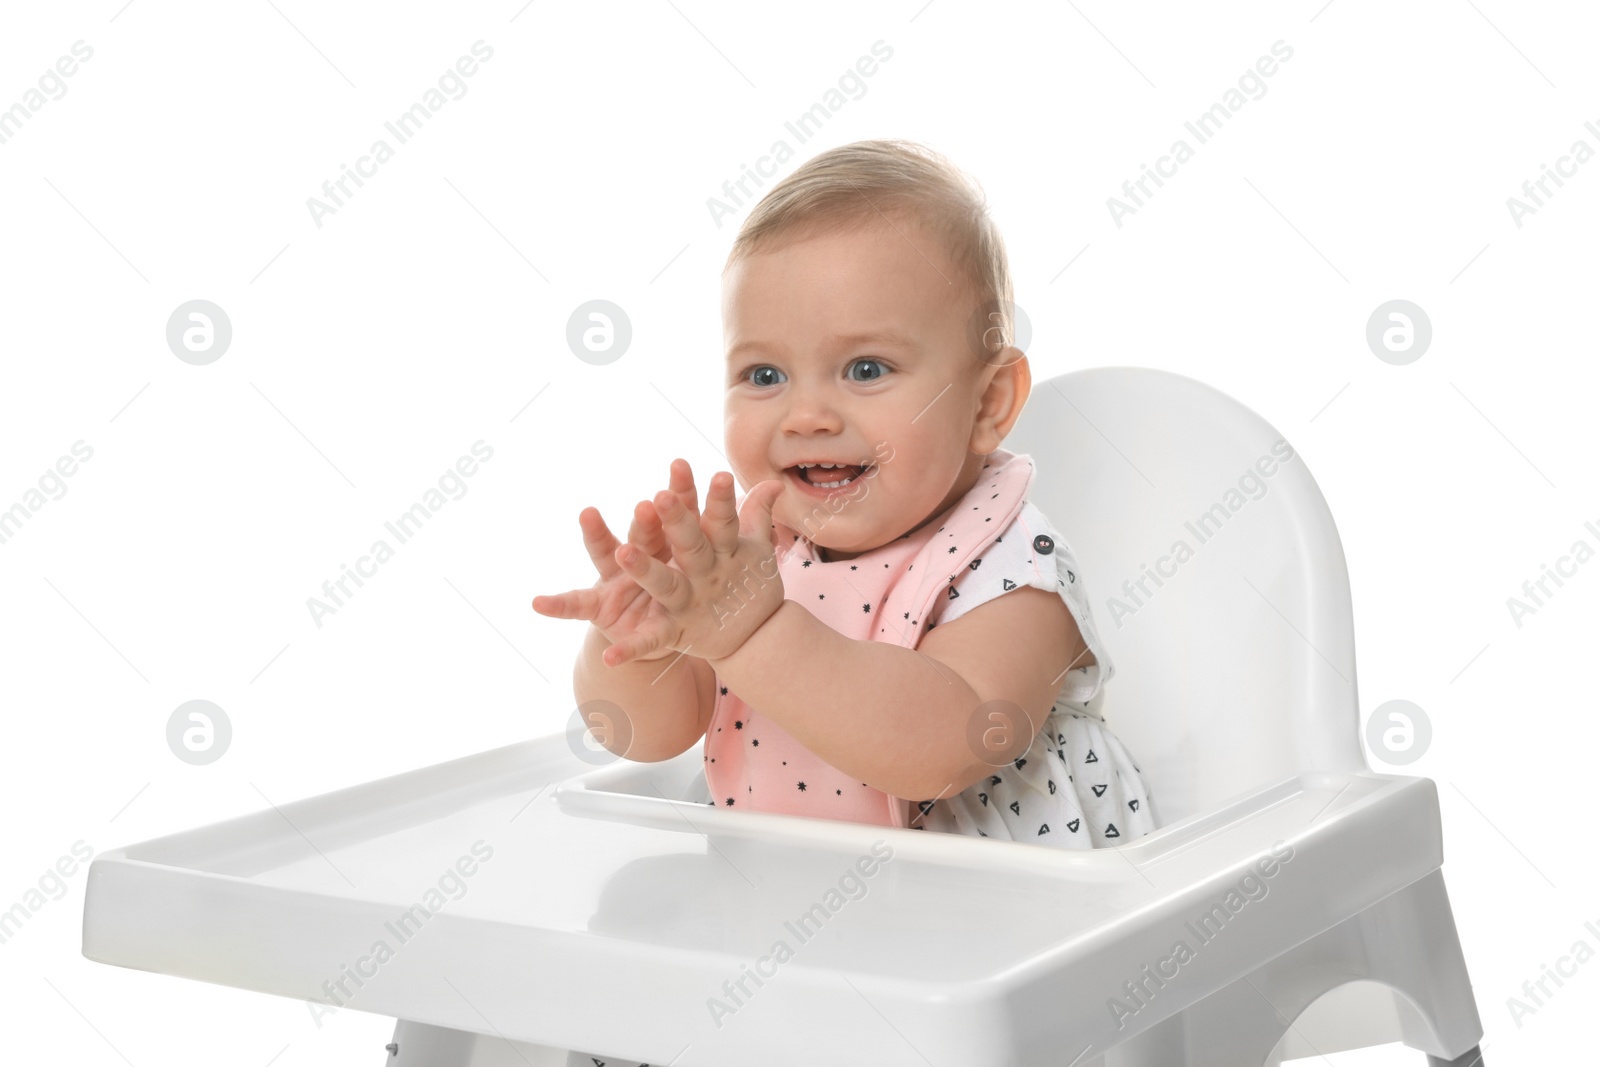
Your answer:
[703,448,1036,827]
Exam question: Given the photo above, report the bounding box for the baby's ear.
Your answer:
[973,349,1031,450]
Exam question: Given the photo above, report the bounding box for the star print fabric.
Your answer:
[699,448,1160,847]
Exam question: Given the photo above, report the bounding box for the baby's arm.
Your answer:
[574,627,714,762]
[707,585,1085,801]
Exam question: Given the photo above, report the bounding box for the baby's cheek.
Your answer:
[841,475,873,504]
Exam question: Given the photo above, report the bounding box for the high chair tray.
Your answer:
[82,729,1443,1065]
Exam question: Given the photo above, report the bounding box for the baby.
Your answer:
[533,138,1158,1063]
[536,137,1158,843]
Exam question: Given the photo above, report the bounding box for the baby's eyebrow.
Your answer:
[827,330,918,349]
[726,339,772,361]
[727,331,919,361]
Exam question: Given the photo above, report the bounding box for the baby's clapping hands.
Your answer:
[532,459,787,667]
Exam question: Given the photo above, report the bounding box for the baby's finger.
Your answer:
[668,458,702,522]
[615,540,690,609]
[627,499,671,563]
[652,490,717,577]
[603,627,671,667]
[703,471,740,554]
[578,508,623,579]
[531,586,600,621]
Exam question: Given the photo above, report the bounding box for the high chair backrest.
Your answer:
[1008,367,1367,827]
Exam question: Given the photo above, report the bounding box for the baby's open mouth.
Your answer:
[785,461,874,488]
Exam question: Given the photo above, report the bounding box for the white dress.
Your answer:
[910,501,1159,847]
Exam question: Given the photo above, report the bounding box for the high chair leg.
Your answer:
[1427,1048,1484,1067]
[384,1018,571,1066]
[1101,869,1484,1067]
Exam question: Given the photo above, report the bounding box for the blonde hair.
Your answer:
[723,139,1016,360]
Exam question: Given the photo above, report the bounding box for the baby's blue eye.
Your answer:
[743,359,891,388]
[849,358,889,382]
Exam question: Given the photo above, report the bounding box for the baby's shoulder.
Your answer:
[987,500,1073,572]
[929,500,1072,626]
[1014,500,1082,580]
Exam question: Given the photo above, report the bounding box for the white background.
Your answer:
[2,0,1597,1064]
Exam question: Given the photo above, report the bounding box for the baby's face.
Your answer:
[722,215,992,561]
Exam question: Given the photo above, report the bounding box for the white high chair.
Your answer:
[82,366,1487,1066]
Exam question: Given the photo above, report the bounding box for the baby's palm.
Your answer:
[533,461,704,663]
[586,511,682,657]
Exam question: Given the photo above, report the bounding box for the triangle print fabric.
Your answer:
[701,447,1160,848]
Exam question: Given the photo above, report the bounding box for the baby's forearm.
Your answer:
[706,600,980,800]
[573,625,705,763]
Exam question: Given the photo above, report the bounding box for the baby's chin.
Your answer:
[773,508,869,553]
[791,522,890,561]
[773,482,909,551]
